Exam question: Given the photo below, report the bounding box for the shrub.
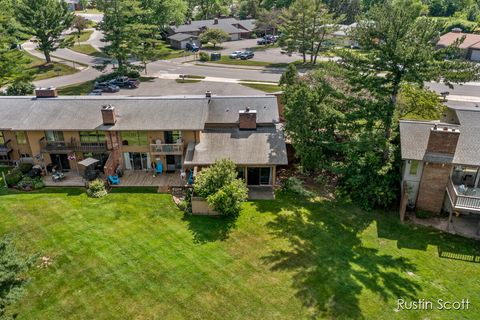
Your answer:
[194,159,248,216]
[87,179,108,198]
[282,177,314,198]
[18,163,33,174]
[199,52,210,62]
[5,169,23,187]
[17,176,34,191]
[6,81,35,96]
[33,177,45,190]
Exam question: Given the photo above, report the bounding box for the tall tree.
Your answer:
[16,0,75,63]
[254,8,281,35]
[0,235,36,319]
[140,0,187,29]
[280,0,341,64]
[72,15,89,45]
[199,28,229,48]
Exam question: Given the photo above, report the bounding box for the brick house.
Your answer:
[0,90,287,193]
[399,101,480,215]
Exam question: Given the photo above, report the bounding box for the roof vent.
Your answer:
[101,104,116,125]
[205,90,212,98]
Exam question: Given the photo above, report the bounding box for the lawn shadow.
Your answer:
[0,187,84,197]
[252,193,421,319]
[182,214,237,244]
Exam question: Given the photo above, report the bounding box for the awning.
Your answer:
[78,157,99,167]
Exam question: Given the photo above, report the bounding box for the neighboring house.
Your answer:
[64,0,80,11]
[167,18,255,44]
[168,33,200,50]
[437,29,480,61]
[399,101,480,216]
[328,23,358,48]
[0,90,287,192]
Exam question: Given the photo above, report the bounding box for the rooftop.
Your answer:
[437,32,480,49]
[170,18,255,35]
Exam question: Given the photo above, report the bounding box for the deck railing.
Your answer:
[150,143,183,155]
[0,140,12,153]
[447,179,480,211]
[40,140,107,153]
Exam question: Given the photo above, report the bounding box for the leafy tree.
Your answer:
[80,0,89,10]
[199,28,229,48]
[72,15,89,45]
[279,63,298,86]
[140,0,187,29]
[0,13,32,88]
[193,159,248,216]
[193,0,229,19]
[5,81,35,96]
[16,0,75,63]
[238,0,261,19]
[280,0,341,64]
[396,83,446,120]
[254,8,281,35]
[0,235,36,319]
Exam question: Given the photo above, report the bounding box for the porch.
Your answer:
[447,169,480,212]
[409,213,480,241]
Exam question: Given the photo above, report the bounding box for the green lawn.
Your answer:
[57,80,95,95]
[1,189,480,319]
[69,44,109,58]
[208,56,289,68]
[240,82,282,92]
[25,52,79,80]
[65,30,94,43]
[175,79,202,83]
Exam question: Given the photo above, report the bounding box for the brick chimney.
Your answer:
[239,107,257,130]
[35,87,58,98]
[214,18,218,25]
[426,125,460,156]
[101,104,116,125]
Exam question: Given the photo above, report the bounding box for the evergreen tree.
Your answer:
[16,0,75,63]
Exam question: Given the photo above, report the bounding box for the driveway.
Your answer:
[102,78,266,96]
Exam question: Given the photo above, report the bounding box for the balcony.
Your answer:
[446,179,480,212]
[40,140,107,153]
[150,143,183,155]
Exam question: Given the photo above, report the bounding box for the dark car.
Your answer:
[109,76,140,89]
[239,51,254,60]
[185,42,199,52]
[264,34,278,43]
[94,82,120,93]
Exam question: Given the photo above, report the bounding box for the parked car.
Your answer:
[264,35,278,43]
[257,38,272,45]
[88,89,103,96]
[94,82,120,93]
[239,51,254,60]
[109,76,140,89]
[186,42,199,52]
[229,51,244,59]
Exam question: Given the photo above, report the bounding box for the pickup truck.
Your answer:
[109,76,140,89]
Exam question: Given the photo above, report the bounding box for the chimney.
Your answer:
[35,87,58,98]
[214,18,218,25]
[239,107,257,130]
[205,90,212,98]
[101,104,116,125]
[426,125,460,155]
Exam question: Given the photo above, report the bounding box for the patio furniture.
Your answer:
[187,171,194,185]
[52,170,65,182]
[108,175,120,185]
[155,162,163,175]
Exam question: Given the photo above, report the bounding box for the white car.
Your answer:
[229,51,243,59]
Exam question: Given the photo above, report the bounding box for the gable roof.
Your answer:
[437,32,480,50]
[206,96,279,125]
[171,18,255,35]
[399,102,480,166]
[168,33,198,41]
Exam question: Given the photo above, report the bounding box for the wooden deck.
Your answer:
[113,170,185,188]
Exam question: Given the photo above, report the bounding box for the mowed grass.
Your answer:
[240,82,282,92]
[57,80,95,95]
[65,30,94,43]
[208,55,289,68]
[69,44,109,58]
[25,52,79,80]
[1,189,480,319]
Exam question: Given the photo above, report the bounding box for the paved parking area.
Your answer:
[103,78,265,96]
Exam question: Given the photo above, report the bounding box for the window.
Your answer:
[80,131,106,143]
[20,153,31,158]
[260,167,271,185]
[409,160,419,176]
[164,131,182,144]
[237,167,245,180]
[45,131,64,142]
[0,131,4,145]
[121,131,148,146]
[15,131,27,144]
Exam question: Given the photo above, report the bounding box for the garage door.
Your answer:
[470,49,480,61]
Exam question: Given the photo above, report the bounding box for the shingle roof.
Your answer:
[207,96,279,124]
[171,18,255,35]
[183,125,288,166]
[399,104,480,166]
[0,96,209,131]
[168,33,198,41]
[437,32,480,50]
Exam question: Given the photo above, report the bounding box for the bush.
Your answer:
[17,176,34,191]
[282,177,314,198]
[87,179,108,198]
[18,163,33,174]
[5,169,23,187]
[194,159,248,216]
[199,52,210,62]
[6,81,35,96]
[33,178,45,190]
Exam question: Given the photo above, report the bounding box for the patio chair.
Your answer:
[187,171,194,185]
[155,162,163,175]
[108,175,120,185]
